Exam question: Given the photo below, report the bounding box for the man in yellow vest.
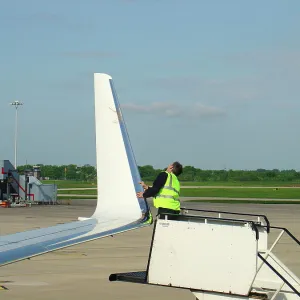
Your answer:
[137,162,183,220]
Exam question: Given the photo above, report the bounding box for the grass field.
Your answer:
[176,181,300,187]
[58,189,97,195]
[45,179,300,202]
[56,196,300,204]
[42,180,96,188]
[43,180,300,188]
[57,187,300,199]
[186,199,300,204]
[179,188,300,198]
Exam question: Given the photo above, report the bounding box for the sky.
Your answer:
[0,0,300,170]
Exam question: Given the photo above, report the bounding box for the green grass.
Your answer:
[58,189,97,195]
[56,196,300,204]
[44,179,300,189]
[186,199,300,204]
[42,180,96,188]
[146,181,300,187]
[57,187,300,199]
[58,195,97,199]
[180,188,300,199]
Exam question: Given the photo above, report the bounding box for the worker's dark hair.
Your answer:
[172,161,183,176]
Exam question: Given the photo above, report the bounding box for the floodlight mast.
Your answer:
[10,101,23,169]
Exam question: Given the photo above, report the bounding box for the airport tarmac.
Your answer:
[0,202,299,300]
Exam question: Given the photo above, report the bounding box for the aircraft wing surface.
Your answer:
[0,216,148,267]
[0,73,152,267]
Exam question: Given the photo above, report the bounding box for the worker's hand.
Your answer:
[139,181,149,190]
[136,192,144,198]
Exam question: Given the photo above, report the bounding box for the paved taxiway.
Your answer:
[0,202,299,300]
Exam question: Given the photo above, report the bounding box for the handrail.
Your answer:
[258,253,300,297]
[180,207,270,232]
[254,225,300,297]
[268,226,300,246]
[158,212,260,240]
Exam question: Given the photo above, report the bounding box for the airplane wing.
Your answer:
[0,73,152,267]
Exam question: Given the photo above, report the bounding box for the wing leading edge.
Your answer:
[0,73,152,267]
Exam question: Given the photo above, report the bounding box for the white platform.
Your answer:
[110,209,300,300]
[148,217,258,295]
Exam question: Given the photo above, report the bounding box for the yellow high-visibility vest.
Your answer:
[153,172,180,211]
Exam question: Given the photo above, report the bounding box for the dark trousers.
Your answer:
[157,207,180,220]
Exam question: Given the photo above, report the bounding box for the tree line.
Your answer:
[16,164,300,183]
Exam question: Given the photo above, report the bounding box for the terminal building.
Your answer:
[0,160,57,205]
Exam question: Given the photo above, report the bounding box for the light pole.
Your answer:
[10,101,23,169]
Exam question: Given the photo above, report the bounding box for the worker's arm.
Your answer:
[142,172,168,198]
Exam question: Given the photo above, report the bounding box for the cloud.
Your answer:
[150,49,300,106]
[123,102,181,117]
[5,12,93,31]
[122,102,226,118]
[61,51,118,58]
[51,80,89,92]
[148,76,258,106]
[6,12,60,22]
[224,50,300,67]
[49,73,91,92]
[150,77,202,90]
[192,103,226,117]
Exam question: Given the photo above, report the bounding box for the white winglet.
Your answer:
[91,73,146,220]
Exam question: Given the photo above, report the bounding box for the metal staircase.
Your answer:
[1,160,22,200]
[109,207,300,300]
[253,226,300,300]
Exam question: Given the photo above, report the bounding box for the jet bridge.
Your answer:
[110,207,300,300]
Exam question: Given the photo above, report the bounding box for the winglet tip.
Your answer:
[94,73,112,80]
